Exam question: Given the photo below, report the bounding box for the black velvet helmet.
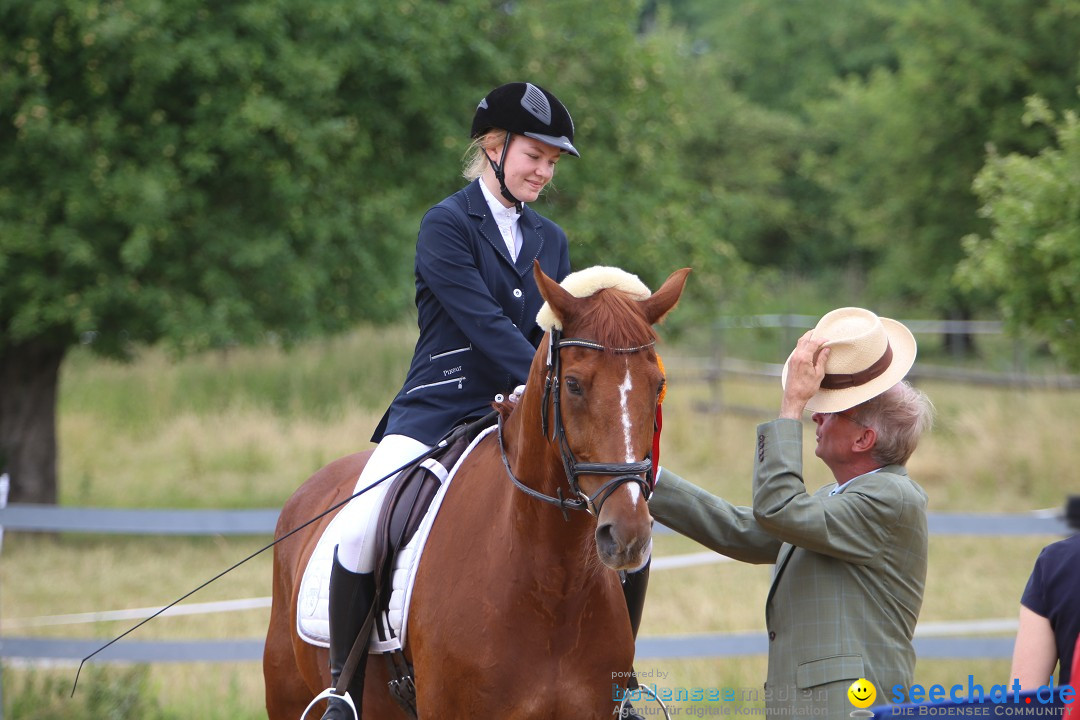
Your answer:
[471,82,579,157]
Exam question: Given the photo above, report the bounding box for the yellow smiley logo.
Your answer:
[848,678,877,709]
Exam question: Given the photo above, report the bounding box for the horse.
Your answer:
[264,262,690,719]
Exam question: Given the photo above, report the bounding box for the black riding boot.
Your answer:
[321,549,376,720]
[618,558,651,719]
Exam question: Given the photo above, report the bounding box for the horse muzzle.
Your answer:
[594,504,653,571]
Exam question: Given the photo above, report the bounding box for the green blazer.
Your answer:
[650,418,928,719]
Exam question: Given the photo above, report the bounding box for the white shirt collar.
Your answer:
[479,179,522,227]
[829,466,884,495]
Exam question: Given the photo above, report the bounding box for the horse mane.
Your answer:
[571,287,658,351]
[493,286,657,423]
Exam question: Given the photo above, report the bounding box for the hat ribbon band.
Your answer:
[820,343,893,390]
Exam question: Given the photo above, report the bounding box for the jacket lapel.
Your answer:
[766,542,796,608]
[465,181,517,269]
[514,207,545,276]
[764,483,836,607]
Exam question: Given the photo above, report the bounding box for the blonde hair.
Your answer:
[851,381,935,466]
[463,129,507,181]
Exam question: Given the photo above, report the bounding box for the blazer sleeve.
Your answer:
[751,418,908,564]
[416,204,538,382]
[650,468,783,565]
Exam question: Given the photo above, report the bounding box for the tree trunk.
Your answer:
[943,306,977,360]
[0,339,67,504]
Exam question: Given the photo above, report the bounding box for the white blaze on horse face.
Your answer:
[618,362,642,505]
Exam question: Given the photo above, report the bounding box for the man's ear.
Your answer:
[852,427,877,455]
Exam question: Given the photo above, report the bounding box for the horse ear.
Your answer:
[639,268,691,325]
[533,260,576,328]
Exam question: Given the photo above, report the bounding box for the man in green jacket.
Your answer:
[651,307,934,720]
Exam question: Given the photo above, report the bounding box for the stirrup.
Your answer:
[618,683,671,719]
[300,687,358,720]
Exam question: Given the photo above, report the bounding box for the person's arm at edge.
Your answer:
[650,467,782,565]
[1010,605,1058,689]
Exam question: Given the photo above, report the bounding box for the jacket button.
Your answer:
[769,631,776,641]
[513,288,523,298]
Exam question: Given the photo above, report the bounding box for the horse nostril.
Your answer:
[595,522,620,557]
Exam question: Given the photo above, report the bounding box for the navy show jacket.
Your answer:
[372,180,572,445]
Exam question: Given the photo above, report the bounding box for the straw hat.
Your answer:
[783,307,917,413]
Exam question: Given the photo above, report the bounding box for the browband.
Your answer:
[820,342,893,390]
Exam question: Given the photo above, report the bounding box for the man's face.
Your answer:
[811,410,866,467]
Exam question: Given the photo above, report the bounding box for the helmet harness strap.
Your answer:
[487,130,523,212]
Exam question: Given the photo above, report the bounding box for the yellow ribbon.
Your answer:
[656,354,666,405]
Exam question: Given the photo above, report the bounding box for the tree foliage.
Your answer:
[493,0,760,319]
[655,0,911,274]
[1,0,501,358]
[664,0,903,114]
[957,95,1080,369]
[5,0,1080,502]
[804,0,1080,314]
[1,0,765,501]
[0,0,502,500]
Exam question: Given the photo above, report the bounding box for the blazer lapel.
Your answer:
[465,181,517,268]
[481,214,516,267]
[513,206,545,276]
[766,542,796,608]
[764,483,835,606]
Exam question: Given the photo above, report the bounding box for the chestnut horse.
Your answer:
[264,264,690,719]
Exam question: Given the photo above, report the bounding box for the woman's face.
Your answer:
[486,136,562,205]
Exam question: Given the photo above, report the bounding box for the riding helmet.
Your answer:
[471,82,580,157]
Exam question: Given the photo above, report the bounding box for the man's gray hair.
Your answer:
[852,381,934,466]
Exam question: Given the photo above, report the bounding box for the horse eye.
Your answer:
[564,377,583,395]
[657,379,666,398]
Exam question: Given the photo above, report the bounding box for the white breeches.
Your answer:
[334,434,433,574]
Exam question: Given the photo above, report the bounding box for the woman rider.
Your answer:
[320,82,648,720]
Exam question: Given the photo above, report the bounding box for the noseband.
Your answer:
[498,328,657,520]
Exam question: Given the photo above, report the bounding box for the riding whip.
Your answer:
[69,411,497,697]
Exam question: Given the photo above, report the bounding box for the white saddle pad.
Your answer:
[296,425,495,653]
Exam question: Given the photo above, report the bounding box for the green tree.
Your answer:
[957,95,1080,369]
[651,0,909,277]
[0,0,498,503]
[495,0,762,320]
[663,0,904,114]
[806,0,1080,329]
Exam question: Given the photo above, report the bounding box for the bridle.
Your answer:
[498,327,657,520]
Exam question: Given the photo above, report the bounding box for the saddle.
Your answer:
[339,412,497,716]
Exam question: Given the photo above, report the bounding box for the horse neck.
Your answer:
[500,390,598,557]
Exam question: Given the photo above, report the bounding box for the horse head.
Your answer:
[513,262,690,571]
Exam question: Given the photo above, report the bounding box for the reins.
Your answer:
[499,328,657,519]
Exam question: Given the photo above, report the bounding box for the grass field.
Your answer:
[1,324,1074,718]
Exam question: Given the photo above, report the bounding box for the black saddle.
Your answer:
[372,412,495,597]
